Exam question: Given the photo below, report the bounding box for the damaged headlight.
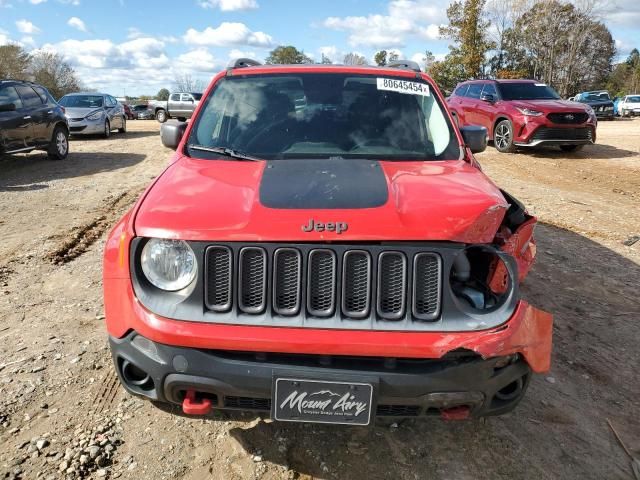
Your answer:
[140,238,197,291]
[85,110,104,121]
[449,245,516,318]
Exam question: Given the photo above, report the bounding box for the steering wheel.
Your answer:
[244,118,292,150]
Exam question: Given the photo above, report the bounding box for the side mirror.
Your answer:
[460,125,487,154]
[480,93,495,103]
[0,103,17,112]
[160,121,187,150]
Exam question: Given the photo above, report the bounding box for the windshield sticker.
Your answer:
[377,78,430,96]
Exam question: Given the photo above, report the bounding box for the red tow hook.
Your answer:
[440,405,471,421]
[182,390,212,415]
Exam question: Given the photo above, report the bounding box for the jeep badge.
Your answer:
[302,219,348,234]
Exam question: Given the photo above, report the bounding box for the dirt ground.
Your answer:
[0,118,638,480]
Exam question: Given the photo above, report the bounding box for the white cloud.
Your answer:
[176,48,221,72]
[323,0,447,48]
[67,16,87,32]
[16,19,40,34]
[29,0,46,4]
[0,29,11,45]
[183,23,274,48]
[198,0,258,11]
[318,46,340,62]
[20,36,36,47]
[228,48,257,59]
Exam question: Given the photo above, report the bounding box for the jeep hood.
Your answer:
[134,157,509,243]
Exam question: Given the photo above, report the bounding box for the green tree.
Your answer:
[28,51,82,99]
[439,0,495,78]
[156,88,170,101]
[265,46,312,64]
[374,50,387,66]
[0,44,30,80]
[428,57,466,93]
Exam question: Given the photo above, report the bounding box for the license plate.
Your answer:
[273,378,373,425]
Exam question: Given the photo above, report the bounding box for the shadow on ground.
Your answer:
[0,152,147,190]
[225,223,640,480]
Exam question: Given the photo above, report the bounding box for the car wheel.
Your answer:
[494,120,516,153]
[119,116,126,133]
[47,125,69,160]
[103,119,111,138]
[156,110,167,123]
[560,145,584,152]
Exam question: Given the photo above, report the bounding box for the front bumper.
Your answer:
[67,117,105,134]
[110,331,533,419]
[512,116,597,147]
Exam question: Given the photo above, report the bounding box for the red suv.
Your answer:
[447,79,597,153]
[103,60,552,425]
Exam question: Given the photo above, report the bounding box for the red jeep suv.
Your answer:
[103,59,552,425]
[447,79,597,153]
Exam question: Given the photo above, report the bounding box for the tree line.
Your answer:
[266,0,634,99]
[0,45,84,99]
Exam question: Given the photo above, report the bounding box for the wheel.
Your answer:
[47,125,69,160]
[560,145,584,152]
[103,119,111,138]
[156,109,167,123]
[118,116,126,133]
[493,120,516,153]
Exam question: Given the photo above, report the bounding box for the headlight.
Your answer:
[85,110,104,121]
[449,245,516,318]
[515,107,543,117]
[141,239,197,291]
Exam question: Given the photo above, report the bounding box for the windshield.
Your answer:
[59,95,104,108]
[626,96,640,103]
[133,105,148,110]
[581,92,611,102]
[187,73,460,161]
[498,83,560,101]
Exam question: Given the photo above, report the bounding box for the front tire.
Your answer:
[119,116,126,133]
[47,125,69,160]
[103,119,111,138]
[493,120,516,153]
[560,145,584,152]
[156,109,167,123]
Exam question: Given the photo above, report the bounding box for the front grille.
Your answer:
[376,404,420,416]
[224,396,271,411]
[531,127,592,141]
[547,112,588,124]
[204,244,443,328]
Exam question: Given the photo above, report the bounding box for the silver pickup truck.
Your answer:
[151,92,202,123]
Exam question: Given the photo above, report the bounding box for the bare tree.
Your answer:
[343,52,367,66]
[0,45,30,80]
[173,73,205,93]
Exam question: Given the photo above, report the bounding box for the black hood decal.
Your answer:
[259,159,388,209]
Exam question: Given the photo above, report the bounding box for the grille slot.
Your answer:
[376,404,420,416]
[412,253,441,321]
[342,250,371,318]
[273,248,302,316]
[377,252,407,320]
[238,247,267,314]
[205,246,232,312]
[307,249,337,317]
[531,127,592,141]
[224,396,271,411]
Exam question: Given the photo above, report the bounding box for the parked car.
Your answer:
[123,104,135,120]
[104,58,553,424]
[573,90,615,120]
[150,92,202,123]
[618,94,640,117]
[58,93,127,138]
[447,79,597,153]
[0,79,69,160]
[132,104,154,120]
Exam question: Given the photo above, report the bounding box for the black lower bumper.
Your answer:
[109,331,532,420]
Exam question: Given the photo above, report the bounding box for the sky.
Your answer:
[1,0,639,96]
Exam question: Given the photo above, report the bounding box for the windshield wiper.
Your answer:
[187,145,263,162]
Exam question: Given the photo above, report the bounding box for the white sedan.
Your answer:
[619,95,640,117]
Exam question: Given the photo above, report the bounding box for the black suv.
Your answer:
[0,80,69,160]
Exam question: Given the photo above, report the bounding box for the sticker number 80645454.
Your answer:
[376,78,430,96]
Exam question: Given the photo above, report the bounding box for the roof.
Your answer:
[63,92,110,96]
[226,58,424,76]
[459,78,540,84]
